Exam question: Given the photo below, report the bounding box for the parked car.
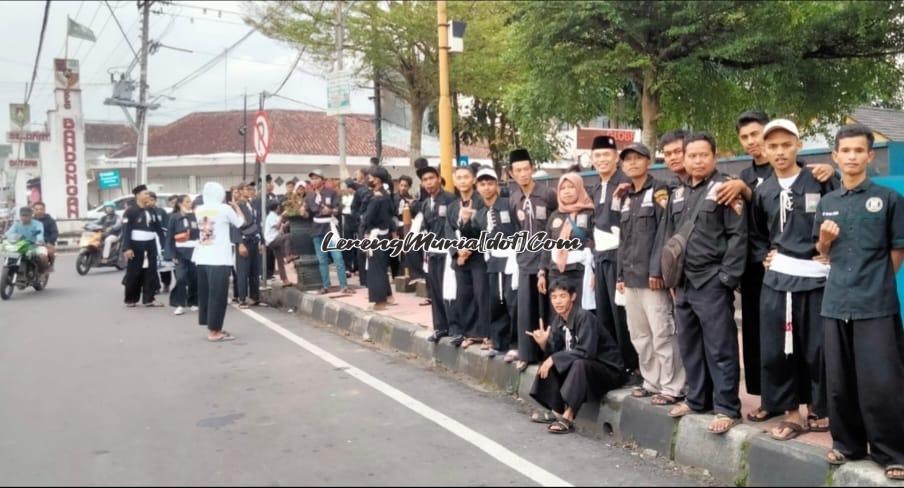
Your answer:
[84,193,194,220]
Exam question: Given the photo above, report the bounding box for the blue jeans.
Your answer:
[313,235,348,289]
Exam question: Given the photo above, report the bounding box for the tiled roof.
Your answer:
[849,106,904,141]
[85,122,136,147]
[109,110,409,159]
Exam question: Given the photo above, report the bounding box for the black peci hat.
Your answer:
[416,165,440,180]
[370,166,391,185]
[508,148,532,166]
[592,135,617,151]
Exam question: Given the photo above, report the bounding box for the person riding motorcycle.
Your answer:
[4,207,49,272]
[94,202,123,261]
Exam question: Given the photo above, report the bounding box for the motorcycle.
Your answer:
[1,238,50,300]
[76,222,126,275]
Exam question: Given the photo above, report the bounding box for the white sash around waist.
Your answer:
[594,226,620,252]
[313,216,333,224]
[769,253,830,279]
[175,241,197,248]
[131,230,156,241]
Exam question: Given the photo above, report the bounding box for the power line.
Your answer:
[73,2,104,58]
[266,93,327,112]
[155,29,256,95]
[25,1,51,104]
[104,0,139,59]
[166,2,247,18]
[152,10,248,27]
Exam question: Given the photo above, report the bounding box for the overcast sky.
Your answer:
[0,0,374,138]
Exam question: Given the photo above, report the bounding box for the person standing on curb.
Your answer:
[193,182,245,342]
[418,164,457,343]
[265,200,297,287]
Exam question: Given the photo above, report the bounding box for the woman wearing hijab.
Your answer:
[537,172,596,310]
[192,182,245,342]
[165,195,199,316]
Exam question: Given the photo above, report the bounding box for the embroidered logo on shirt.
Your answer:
[500,210,511,224]
[551,217,563,229]
[438,205,447,217]
[866,197,884,213]
[517,209,526,222]
[654,189,669,208]
[576,214,588,228]
[536,206,547,220]
[674,187,685,203]
[805,193,821,213]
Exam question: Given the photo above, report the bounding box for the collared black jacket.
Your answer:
[420,190,455,250]
[164,212,199,261]
[305,188,340,237]
[509,183,558,273]
[121,205,164,253]
[617,176,669,288]
[463,197,517,273]
[362,190,394,236]
[447,193,485,268]
[590,170,631,263]
[544,306,625,374]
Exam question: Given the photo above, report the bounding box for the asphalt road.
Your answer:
[0,255,706,486]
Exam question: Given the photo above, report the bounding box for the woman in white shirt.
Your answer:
[192,182,245,342]
[265,200,297,286]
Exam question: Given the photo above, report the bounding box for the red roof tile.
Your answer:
[85,122,136,147]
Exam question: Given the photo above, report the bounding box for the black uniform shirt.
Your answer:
[305,188,340,236]
[121,205,164,252]
[658,170,748,289]
[447,193,485,267]
[465,197,517,274]
[617,176,669,288]
[509,183,558,273]
[422,190,455,239]
[739,161,774,194]
[545,306,625,374]
[814,179,904,320]
[590,170,631,263]
[165,212,199,261]
[541,208,593,272]
[750,167,837,292]
[362,190,394,235]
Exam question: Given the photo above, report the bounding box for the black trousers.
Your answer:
[124,240,157,305]
[740,261,765,396]
[169,258,198,308]
[488,272,517,351]
[517,272,546,364]
[595,259,637,371]
[235,238,261,302]
[530,358,623,416]
[367,248,393,303]
[454,257,491,339]
[426,254,455,335]
[389,253,401,278]
[760,286,827,416]
[405,249,427,281]
[675,276,742,418]
[825,315,904,467]
[356,243,368,286]
[266,248,275,280]
[198,264,231,332]
[342,216,357,273]
[158,270,172,290]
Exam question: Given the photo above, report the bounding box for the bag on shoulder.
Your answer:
[660,192,709,289]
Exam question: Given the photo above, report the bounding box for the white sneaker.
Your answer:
[174,306,185,316]
[190,306,199,312]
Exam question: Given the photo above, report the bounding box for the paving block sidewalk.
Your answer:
[262,284,903,487]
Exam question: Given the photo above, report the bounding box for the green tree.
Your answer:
[508,1,904,151]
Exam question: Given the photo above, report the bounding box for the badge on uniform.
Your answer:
[732,198,744,216]
[866,197,884,213]
[438,205,447,217]
[674,187,685,203]
[551,217,563,229]
[654,189,669,208]
[706,181,721,201]
[500,210,511,224]
[576,214,588,228]
[536,206,547,220]
[325,197,332,205]
[517,209,526,222]
[611,197,622,212]
[805,193,821,213]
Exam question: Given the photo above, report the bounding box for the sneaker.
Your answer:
[174,306,185,316]
[190,306,199,312]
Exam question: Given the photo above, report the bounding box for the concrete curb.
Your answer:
[262,287,904,487]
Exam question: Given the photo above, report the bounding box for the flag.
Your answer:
[67,17,96,42]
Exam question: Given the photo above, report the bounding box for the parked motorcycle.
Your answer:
[75,222,126,275]
[1,238,50,300]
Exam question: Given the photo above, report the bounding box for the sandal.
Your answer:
[144,301,165,307]
[461,338,480,349]
[668,402,693,418]
[419,299,432,307]
[746,407,780,423]
[708,414,740,435]
[530,410,557,424]
[651,394,681,406]
[207,332,236,342]
[884,465,904,481]
[547,418,574,435]
[770,421,808,441]
[503,351,518,363]
[480,340,492,351]
[807,414,830,433]
[238,303,250,310]
[826,449,848,466]
[632,387,654,398]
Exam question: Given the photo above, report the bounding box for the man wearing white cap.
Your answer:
[750,119,837,440]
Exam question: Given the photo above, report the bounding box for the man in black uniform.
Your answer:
[446,165,489,348]
[31,202,58,269]
[588,135,638,381]
[418,164,457,343]
[235,183,262,308]
[750,119,837,440]
[351,168,373,286]
[660,133,747,435]
[122,185,165,307]
[815,124,904,480]
[362,166,395,310]
[465,166,518,357]
[509,148,558,371]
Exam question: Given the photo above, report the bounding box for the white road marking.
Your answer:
[237,307,572,488]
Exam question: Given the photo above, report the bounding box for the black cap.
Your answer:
[592,135,617,151]
[370,166,391,184]
[416,165,440,180]
[619,142,652,160]
[508,148,532,166]
[132,184,147,196]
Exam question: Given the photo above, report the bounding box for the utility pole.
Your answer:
[373,72,383,163]
[241,88,248,181]
[135,0,151,186]
[437,1,454,191]
[335,0,348,180]
[452,90,461,165]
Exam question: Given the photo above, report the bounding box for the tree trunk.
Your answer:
[409,102,425,165]
[640,69,661,151]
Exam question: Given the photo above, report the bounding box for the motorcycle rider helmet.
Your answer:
[103,202,116,215]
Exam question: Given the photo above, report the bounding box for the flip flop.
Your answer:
[746,407,780,423]
[503,351,518,363]
[884,465,904,481]
[668,402,693,418]
[419,299,432,306]
[207,334,236,342]
[770,421,807,441]
[826,449,848,466]
[807,414,830,433]
[530,410,557,424]
[651,394,682,406]
[515,360,529,372]
[632,387,654,398]
[708,414,741,435]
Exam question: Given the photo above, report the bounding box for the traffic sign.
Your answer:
[253,111,272,163]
